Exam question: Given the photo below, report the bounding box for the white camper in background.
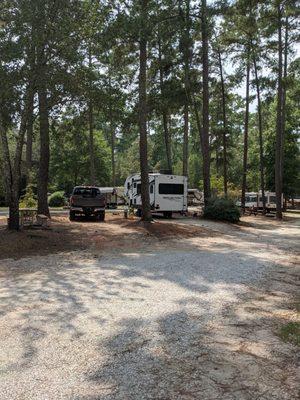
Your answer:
[124,173,188,217]
[188,188,204,206]
[236,192,258,208]
[257,191,281,211]
[236,191,283,211]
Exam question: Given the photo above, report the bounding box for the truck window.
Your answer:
[159,184,184,195]
[73,188,100,197]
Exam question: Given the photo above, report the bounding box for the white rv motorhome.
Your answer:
[236,192,258,208]
[236,191,282,211]
[124,173,188,217]
[257,191,281,210]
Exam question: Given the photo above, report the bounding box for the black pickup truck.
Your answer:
[69,186,106,221]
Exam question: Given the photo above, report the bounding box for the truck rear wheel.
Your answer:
[98,211,105,222]
[69,211,76,221]
[163,211,172,219]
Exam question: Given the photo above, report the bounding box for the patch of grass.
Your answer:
[279,322,300,346]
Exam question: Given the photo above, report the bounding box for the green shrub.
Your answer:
[19,184,37,208]
[48,191,66,207]
[203,197,240,223]
[279,322,300,347]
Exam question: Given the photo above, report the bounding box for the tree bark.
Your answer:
[36,4,50,217]
[109,76,116,186]
[280,14,288,201]
[37,83,50,216]
[282,14,288,137]
[88,100,96,185]
[201,0,211,205]
[138,0,152,221]
[183,103,189,177]
[182,0,191,178]
[25,89,34,180]
[0,122,19,230]
[88,47,96,185]
[253,55,266,213]
[158,37,172,173]
[217,46,228,197]
[241,52,250,212]
[275,3,283,219]
[111,126,116,186]
[0,85,34,230]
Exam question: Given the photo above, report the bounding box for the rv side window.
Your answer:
[127,182,130,189]
[270,196,276,203]
[137,184,141,195]
[159,184,184,195]
[134,183,136,188]
[150,185,153,194]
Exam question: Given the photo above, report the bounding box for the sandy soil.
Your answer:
[0,213,299,399]
[0,213,215,261]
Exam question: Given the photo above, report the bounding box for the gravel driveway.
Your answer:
[0,215,299,399]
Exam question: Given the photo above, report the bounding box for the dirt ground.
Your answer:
[0,213,299,399]
[0,213,215,261]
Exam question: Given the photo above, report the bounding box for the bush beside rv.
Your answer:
[124,173,188,217]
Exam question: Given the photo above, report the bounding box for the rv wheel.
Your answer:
[69,211,76,221]
[136,209,142,218]
[163,211,172,219]
[98,211,105,222]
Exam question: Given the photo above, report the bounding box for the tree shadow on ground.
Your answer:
[0,217,299,399]
[81,300,299,400]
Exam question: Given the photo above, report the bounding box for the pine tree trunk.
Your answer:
[0,122,20,230]
[37,84,50,216]
[26,90,34,180]
[8,192,20,230]
[275,3,283,219]
[201,0,211,205]
[158,38,172,172]
[282,15,288,137]
[138,0,152,221]
[109,76,116,186]
[253,55,266,213]
[183,103,189,177]
[0,84,34,230]
[88,100,96,185]
[88,48,96,185]
[111,127,116,186]
[241,53,250,213]
[281,15,288,202]
[36,5,50,217]
[217,47,228,197]
[182,0,190,178]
